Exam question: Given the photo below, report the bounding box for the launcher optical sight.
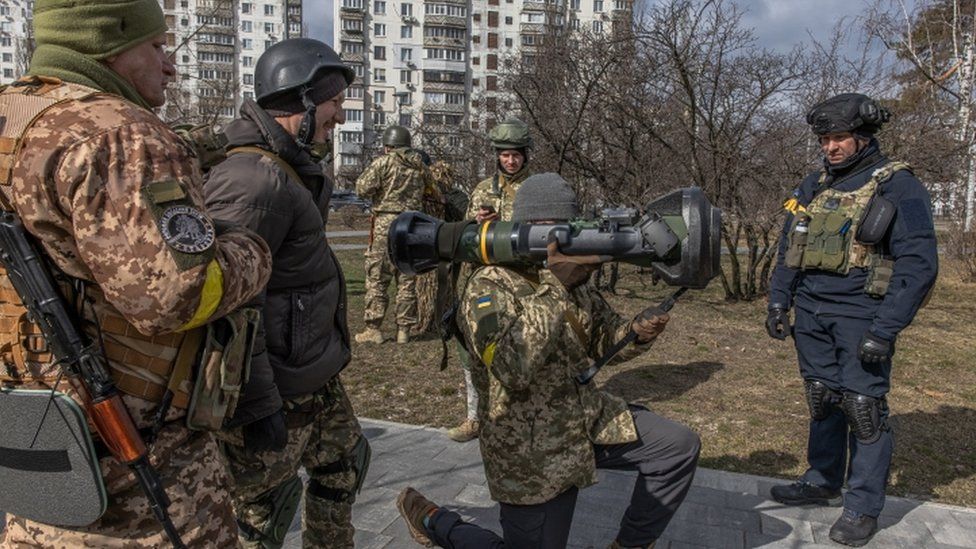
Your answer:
[387,187,721,289]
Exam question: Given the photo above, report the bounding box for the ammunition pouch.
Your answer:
[855,194,895,245]
[186,307,260,431]
[864,255,894,298]
[802,210,852,272]
[784,213,810,269]
[840,392,889,444]
[238,474,303,549]
[0,388,107,527]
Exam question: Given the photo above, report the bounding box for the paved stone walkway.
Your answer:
[282,418,976,548]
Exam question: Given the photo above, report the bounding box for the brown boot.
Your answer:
[446,419,479,442]
[397,487,438,547]
[354,326,384,344]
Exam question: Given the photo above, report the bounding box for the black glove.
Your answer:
[765,308,790,340]
[242,409,288,453]
[858,332,893,364]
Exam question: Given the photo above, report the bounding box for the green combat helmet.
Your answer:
[383,125,411,147]
[488,118,533,150]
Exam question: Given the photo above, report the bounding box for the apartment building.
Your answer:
[160,0,303,124]
[0,0,32,85]
[332,0,632,181]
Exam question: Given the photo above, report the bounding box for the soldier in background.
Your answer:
[397,174,701,549]
[446,119,534,443]
[0,0,272,545]
[205,38,368,548]
[355,126,431,344]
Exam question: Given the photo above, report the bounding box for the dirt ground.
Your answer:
[328,216,976,507]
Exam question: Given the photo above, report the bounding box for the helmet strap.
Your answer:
[296,86,317,149]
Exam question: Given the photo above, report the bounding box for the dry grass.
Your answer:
[329,217,976,507]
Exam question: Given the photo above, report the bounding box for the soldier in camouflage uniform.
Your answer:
[204,39,369,548]
[397,174,701,549]
[446,119,534,443]
[355,125,432,344]
[0,1,273,546]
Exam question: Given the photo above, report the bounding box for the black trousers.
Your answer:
[427,406,701,548]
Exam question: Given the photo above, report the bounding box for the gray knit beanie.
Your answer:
[512,173,578,222]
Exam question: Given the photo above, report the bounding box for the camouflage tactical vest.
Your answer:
[0,77,248,429]
[784,161,910,277]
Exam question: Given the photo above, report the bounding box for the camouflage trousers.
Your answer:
[364,213,417,330]
[221,378,365,549]
[1,423,238,548]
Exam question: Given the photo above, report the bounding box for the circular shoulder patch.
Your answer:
[159,205,216,254]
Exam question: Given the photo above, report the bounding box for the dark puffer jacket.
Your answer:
[204,100,350,425]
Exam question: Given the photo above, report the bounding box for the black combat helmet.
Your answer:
[254,38,354,147]
[255,38,354,105]
[383,125,412,148]
[806,93,891,136]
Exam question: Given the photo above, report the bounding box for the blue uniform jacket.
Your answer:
[768,149,938,341]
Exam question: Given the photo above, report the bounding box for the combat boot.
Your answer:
[397,328,410,344]
[354,327,384,344]
[446,419,479,442]
[770,480,842,506]
[397,487,438,547]
[829,508,878,547]
[608,541,655,549]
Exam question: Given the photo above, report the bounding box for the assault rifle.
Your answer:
[0,210,186,548]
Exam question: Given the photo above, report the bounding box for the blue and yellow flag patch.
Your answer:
[476,295,493,309]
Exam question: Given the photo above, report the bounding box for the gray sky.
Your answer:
[304,0,911,51]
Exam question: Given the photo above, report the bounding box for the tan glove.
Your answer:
[632,306,670,343]
[545,236,607,291]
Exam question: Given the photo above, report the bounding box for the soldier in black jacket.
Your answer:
[204,39,368,548]
[766,94,938,547]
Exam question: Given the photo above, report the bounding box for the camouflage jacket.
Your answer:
[355,148,430,213]
[465,168,531,220]
[2,80,272,424]
[459,266,650,505]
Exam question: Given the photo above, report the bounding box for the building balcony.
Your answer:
[423,35,465,48]
[422,80,466,92]
[340,30,365,41]
[341,52,366,64]
[424,15,466,28]
[425,0,467,6]
[422,102,466,115]
[197,42,235,54]
[338,142,362,155]
[520,23,546,34]
[522,1,558,12]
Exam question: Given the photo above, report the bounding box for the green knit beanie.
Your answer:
[34,0,167,60]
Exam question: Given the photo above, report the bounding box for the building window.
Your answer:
[400,70,412,84]
[242,38,253,49]
[505,37,513,47]
[241,20,252,32]
[241,2,251,13]
[374,0,386,14]
[265,39,276,49]
[344,109,364,122]
[592,20,603,32]
[505,16,512,25]
[398,114,411,127]
[374,90,386,105]
[264,4,275,15]
[244,91,254,100]
[488,11,498,27]
[374,46,386,60]
[570,0,579,9]
[342,41,364,54]
[473,13,481,22]
[593,0,603,11]
[424,4,466,16]
[401,25,413,39]
[425,48,465,61]
[340,131,364,143]
[243,74,254,85]
[3,69,13,79]
[487,54,497,70]
[486,76,497,91]
[347,86,364,99]
[401,3,412,16]
[472,56,480,66]
[372,111,387,126]
[374,23,386,36]
[374,68,386,82]
[264,22,275,34]
[571,18,580,30]
[401,48,412,61]
[341,155,360,166]
[487,33,498,48]
[242,56,253,67]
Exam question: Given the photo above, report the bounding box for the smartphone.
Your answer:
[480,205,496,214]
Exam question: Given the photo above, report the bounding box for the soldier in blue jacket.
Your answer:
[766,93,938,547]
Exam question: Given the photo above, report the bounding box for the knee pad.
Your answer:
[237,475,303,549]
[308,435,372,503]
[804,380,839,420]
[840,392,888,444]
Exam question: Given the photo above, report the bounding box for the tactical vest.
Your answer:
[784,161,910,278]
[0,77,200,413]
